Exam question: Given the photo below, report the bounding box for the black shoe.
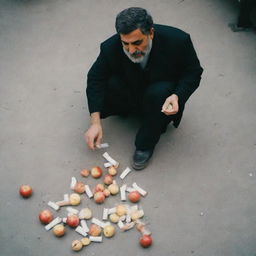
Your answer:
[132,148,154,170]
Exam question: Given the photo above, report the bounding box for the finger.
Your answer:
[161,101,169,112]
[87,136,95,150]
[95,136,102,147]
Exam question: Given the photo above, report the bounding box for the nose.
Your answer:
[128,44,136,54]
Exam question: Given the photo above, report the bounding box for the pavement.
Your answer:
[1,0,256,255]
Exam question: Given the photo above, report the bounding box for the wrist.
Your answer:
[90,112,101,125]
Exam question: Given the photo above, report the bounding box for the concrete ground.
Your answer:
[1,0,256,255]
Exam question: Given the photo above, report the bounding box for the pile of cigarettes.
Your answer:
[38,144,153,251]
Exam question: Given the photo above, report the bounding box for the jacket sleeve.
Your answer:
[86,44,110,114]
[174,35,203,106]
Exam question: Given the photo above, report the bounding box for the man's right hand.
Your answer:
[84,112,102,150]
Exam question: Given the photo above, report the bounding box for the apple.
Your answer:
[39,209,53,224]
[72,240,83,251]
[116,204,127,216]
[103,188,110,197]
[103,174,113,185]
[74,182,85,194]
[66,215,80,228]
[94,183,104,192]
[70,193,81,206]
[91,166,103,178]
[94,191,105,204]
[139,235,153,248]
[80,168,90,177]
[52,224,65,237]
[89,224,102,236]
[128,191,141,203]
[81,237,91,246]
[108,183,119,195]
[19,185,33,198]
[103,224,115,238]
[108,166,117,176]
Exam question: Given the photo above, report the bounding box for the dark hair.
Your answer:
[115,7,153,35]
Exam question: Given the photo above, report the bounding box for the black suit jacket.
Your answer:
[86,24,203,127]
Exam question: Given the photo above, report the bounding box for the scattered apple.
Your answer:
[74,182,85,194]
[94,191,105,204]
[103,174,113,185]
[70,193,81,205]
[81,237,91,246]
[39,209,53,224]
[109,213,119,223]
[80,168,90,177]
[128,191,141,203]
[52,224,65,237]
[79,208,92,220]
[108,183,119,195]
[19,185,33,198]
[91,166,103,178]
[89,224,102,236]
[72,240,83,251]
[116,204,127,216]
[108,166,117,176]
[67,215,80,228]
[94,183,104,192]
[103,224,115,238]
[139,235,153,248]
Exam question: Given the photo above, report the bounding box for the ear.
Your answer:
[149,27,154,40]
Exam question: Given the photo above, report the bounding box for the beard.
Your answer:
[123,38,152,63]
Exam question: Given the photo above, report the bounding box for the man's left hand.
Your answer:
[161,94,179,115]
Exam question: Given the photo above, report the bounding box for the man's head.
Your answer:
[115,7,154,63]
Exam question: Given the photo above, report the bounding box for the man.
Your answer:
[85,7,203,170]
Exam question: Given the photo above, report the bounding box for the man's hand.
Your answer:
[161,94,179,116]
[84,112,102,150]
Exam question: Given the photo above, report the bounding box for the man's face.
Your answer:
[120,28,154,63]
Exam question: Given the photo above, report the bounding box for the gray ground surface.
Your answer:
[1,0,256,255]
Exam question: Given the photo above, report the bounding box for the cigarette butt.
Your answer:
[47,201,60,211]
[132,182,147,196]
[66,207,79,215]
[104,162,112,168]
[55,200,70,207]
[89,236,102,242]
[96,143,109,149]
[121,222,135,231]
[75,226,88,237]
[120,184,127,201]
[103,208,109,220]
[120,167,132,180]
[102,152,118,167]
[108,207,116,214]
[80,220,89,233]
[85,185,93,198]
[70,177,77,190]
[45,217,62,231]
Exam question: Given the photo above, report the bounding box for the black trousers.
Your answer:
[100,76,179,150]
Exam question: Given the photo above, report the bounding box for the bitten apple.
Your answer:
[39,209,53,224]
[19,185,33,198]
[91,166,103,178]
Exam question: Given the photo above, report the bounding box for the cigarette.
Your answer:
[117,220,124,229]
[47,201,60,211]
[75,226,88,237]
[104,162,112,168]
[120,184,127,201]
[120,167,132,180]
[70,177,77,190]
[85,185,93,198]
[89,236,102,242]
[80,220,89,233]
[102,208,109,220]
[66,207,79,215]
[121,222,135,231]
[92,218,109,228]
[45,217,62,231]
[55,200,70,207]
[108,207,116,214]
[102,152,119,167]
[96,143,109,149]
[132,182,147,196]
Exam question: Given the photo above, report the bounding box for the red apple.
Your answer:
[66,215,80,228]
[103,174,113,185]
[128,191,141,203]
[94,191,105,204]
[39,209,53,224]
[19,185,33,198]
[53,224,65,237]
[140,235,153,248]
[74,182,85,194]
[80,168,90,177]
[103,188,110,197]
[91,166,103,178]
[89,224,102,236]
[94,183,105,192]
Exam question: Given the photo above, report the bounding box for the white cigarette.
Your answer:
[45,217,62,231]
[64,194,69,201]
[102,152,118,167]
[75,226,88,237]
[121,222,135,231]
[92,218,108,228]
[85,185,93,198]
[120,167,132,180]
[62,217,67,223]
[47,201,60,211]
[55,200,70,207]
[80,220,89,233]
[103,208,109,220]
[118,220,124,229]
[126,187,136,193]
[89,236,102,242]
[132,182,147,196]
[66,207,79,215]
[120,184,127,201]
[108,207,116,214]
[96,143,109,149]
[70,177,77,190]
[104,162,112,168]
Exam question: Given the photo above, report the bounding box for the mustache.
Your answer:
[130,51,145,58]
